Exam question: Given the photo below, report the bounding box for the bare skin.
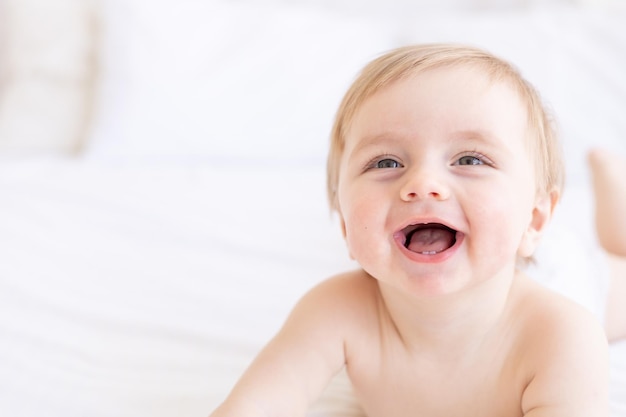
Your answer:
[210,64,609,417]
[589,148,626,257]
[212,270,607,417]
[589,148,626,342]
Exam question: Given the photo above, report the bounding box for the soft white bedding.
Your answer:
[1,1,625,416]
[0,158,353,416]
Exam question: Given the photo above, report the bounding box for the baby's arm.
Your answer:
[210,276,357,417]
[520,299,609,416]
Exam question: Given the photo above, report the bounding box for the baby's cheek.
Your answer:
[344,223,367,258]
[344,220,379,265]
[498,212,532,258]
[475,201,521,256]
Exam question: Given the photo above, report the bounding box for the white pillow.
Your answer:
[86,0,394,163]
[0,0,93,153]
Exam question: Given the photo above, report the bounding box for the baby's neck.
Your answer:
[376,270,523,358]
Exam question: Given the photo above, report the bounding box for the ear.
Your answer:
[518,189,559,258]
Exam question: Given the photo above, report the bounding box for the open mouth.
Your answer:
[401,223,458,255]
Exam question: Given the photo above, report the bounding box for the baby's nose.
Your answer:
[400,167,450,202]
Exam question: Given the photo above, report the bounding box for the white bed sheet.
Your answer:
[0,157,358,416]
[1,1,626,416]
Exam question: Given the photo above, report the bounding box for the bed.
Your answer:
[0,0,625,415]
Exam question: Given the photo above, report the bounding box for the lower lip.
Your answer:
[393,232,465,264]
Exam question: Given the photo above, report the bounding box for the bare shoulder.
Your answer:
[274,268,382,355]
[515,275,607,351]
[513,275,609,416]
[311,269,380,300]
[212,270,381,416]
[281,269,384,366]
[292,269,381,328]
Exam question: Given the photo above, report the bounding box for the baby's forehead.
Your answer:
[350,65,529,130]
[355,64,523,117]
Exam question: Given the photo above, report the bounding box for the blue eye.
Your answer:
[457,155,484,166]
[375,158,402,169]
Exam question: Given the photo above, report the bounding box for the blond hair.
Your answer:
[326,43,564,212]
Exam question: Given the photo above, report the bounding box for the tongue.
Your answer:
[406,227,455,254]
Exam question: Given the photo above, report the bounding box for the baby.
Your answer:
[210,44,609,416]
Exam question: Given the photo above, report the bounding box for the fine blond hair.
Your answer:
[326,43,564,212]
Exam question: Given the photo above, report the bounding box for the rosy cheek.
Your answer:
[343,215,369,257]
[489,205,529,257]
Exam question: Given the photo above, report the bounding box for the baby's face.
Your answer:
[336,66,548,296]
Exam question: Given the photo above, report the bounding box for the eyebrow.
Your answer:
[349,133,400,153]
[350,129,500,153]
[450,129,502,146]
